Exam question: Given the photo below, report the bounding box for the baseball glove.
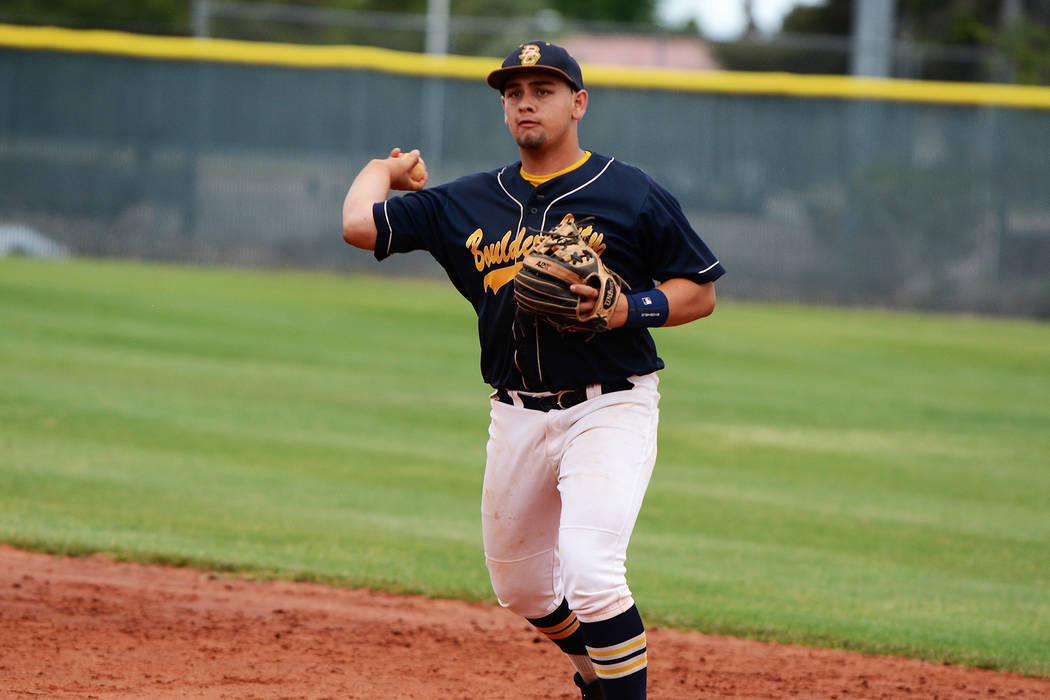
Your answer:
[513,216,626,335]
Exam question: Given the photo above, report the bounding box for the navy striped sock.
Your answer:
[580,606,647,699]
[526,598,587,656]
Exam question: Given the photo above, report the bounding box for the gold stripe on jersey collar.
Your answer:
[520,151,592,187]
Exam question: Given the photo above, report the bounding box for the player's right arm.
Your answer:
[342,148,428,251]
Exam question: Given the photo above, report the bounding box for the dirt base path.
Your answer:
[2,546,1047,699]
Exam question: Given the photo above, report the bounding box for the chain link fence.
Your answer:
[2,38,1048,317]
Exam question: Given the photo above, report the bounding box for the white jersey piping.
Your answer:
[497,156,616,391]
[382,200,393,257]
[540,157,616,231]
[497,166,527,385]
[496,167,525,246]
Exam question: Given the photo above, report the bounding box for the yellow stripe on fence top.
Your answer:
[4,22,1050,110]
[585,64,1050,109]
[0,23,493,79]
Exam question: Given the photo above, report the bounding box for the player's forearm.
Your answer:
[341,159,392,251]
[611,278,715,329]
[576,277,715,329]
[655,278,716,326]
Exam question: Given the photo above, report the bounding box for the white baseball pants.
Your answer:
[481,373,659,623]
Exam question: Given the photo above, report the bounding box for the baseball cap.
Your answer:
[486,40,585,93]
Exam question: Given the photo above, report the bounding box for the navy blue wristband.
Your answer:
[625,289,669,327]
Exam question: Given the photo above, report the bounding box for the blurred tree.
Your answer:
[0,0,655,55]
[547,0,655,24]
[0,0,661,33]
[0,0,186,33]
[780,0,850,35]
[998,16,1050,84]
[708,0,1050,83]
[714,1,852,75]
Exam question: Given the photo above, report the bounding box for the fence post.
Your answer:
[421,0,449,168]
[850,0,895,78]
[191,0,212,38]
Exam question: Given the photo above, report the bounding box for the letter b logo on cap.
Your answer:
[518,44,541,66]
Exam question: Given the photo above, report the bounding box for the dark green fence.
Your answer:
[2,33,1048,316]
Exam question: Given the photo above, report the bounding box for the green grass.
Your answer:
[2,257,1048,675]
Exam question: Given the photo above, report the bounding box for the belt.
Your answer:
[495,379,634,412]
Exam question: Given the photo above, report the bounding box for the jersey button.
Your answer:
[530,207,538,213]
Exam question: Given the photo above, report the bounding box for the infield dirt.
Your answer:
[2,545,1047,699]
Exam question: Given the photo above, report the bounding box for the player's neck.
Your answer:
[519,143,587,178]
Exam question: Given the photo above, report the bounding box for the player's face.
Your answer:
[501,73,586,152]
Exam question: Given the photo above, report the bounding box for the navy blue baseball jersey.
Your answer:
[372,152,724,392]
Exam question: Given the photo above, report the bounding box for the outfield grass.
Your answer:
[1,257,1048,675]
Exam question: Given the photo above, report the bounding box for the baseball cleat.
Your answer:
[573,672,605,700]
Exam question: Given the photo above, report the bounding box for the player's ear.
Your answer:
[571,89,588,121]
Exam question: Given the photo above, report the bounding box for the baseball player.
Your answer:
[341,41,724,700]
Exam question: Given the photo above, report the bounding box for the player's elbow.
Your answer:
[341,209,378,251]
[695,284,716,319]
[673,281,716,325]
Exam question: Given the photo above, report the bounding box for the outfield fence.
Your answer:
[2,24,1049,316]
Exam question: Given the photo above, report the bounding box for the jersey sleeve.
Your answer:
[639,179,725,285]
[372,188,446,261]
